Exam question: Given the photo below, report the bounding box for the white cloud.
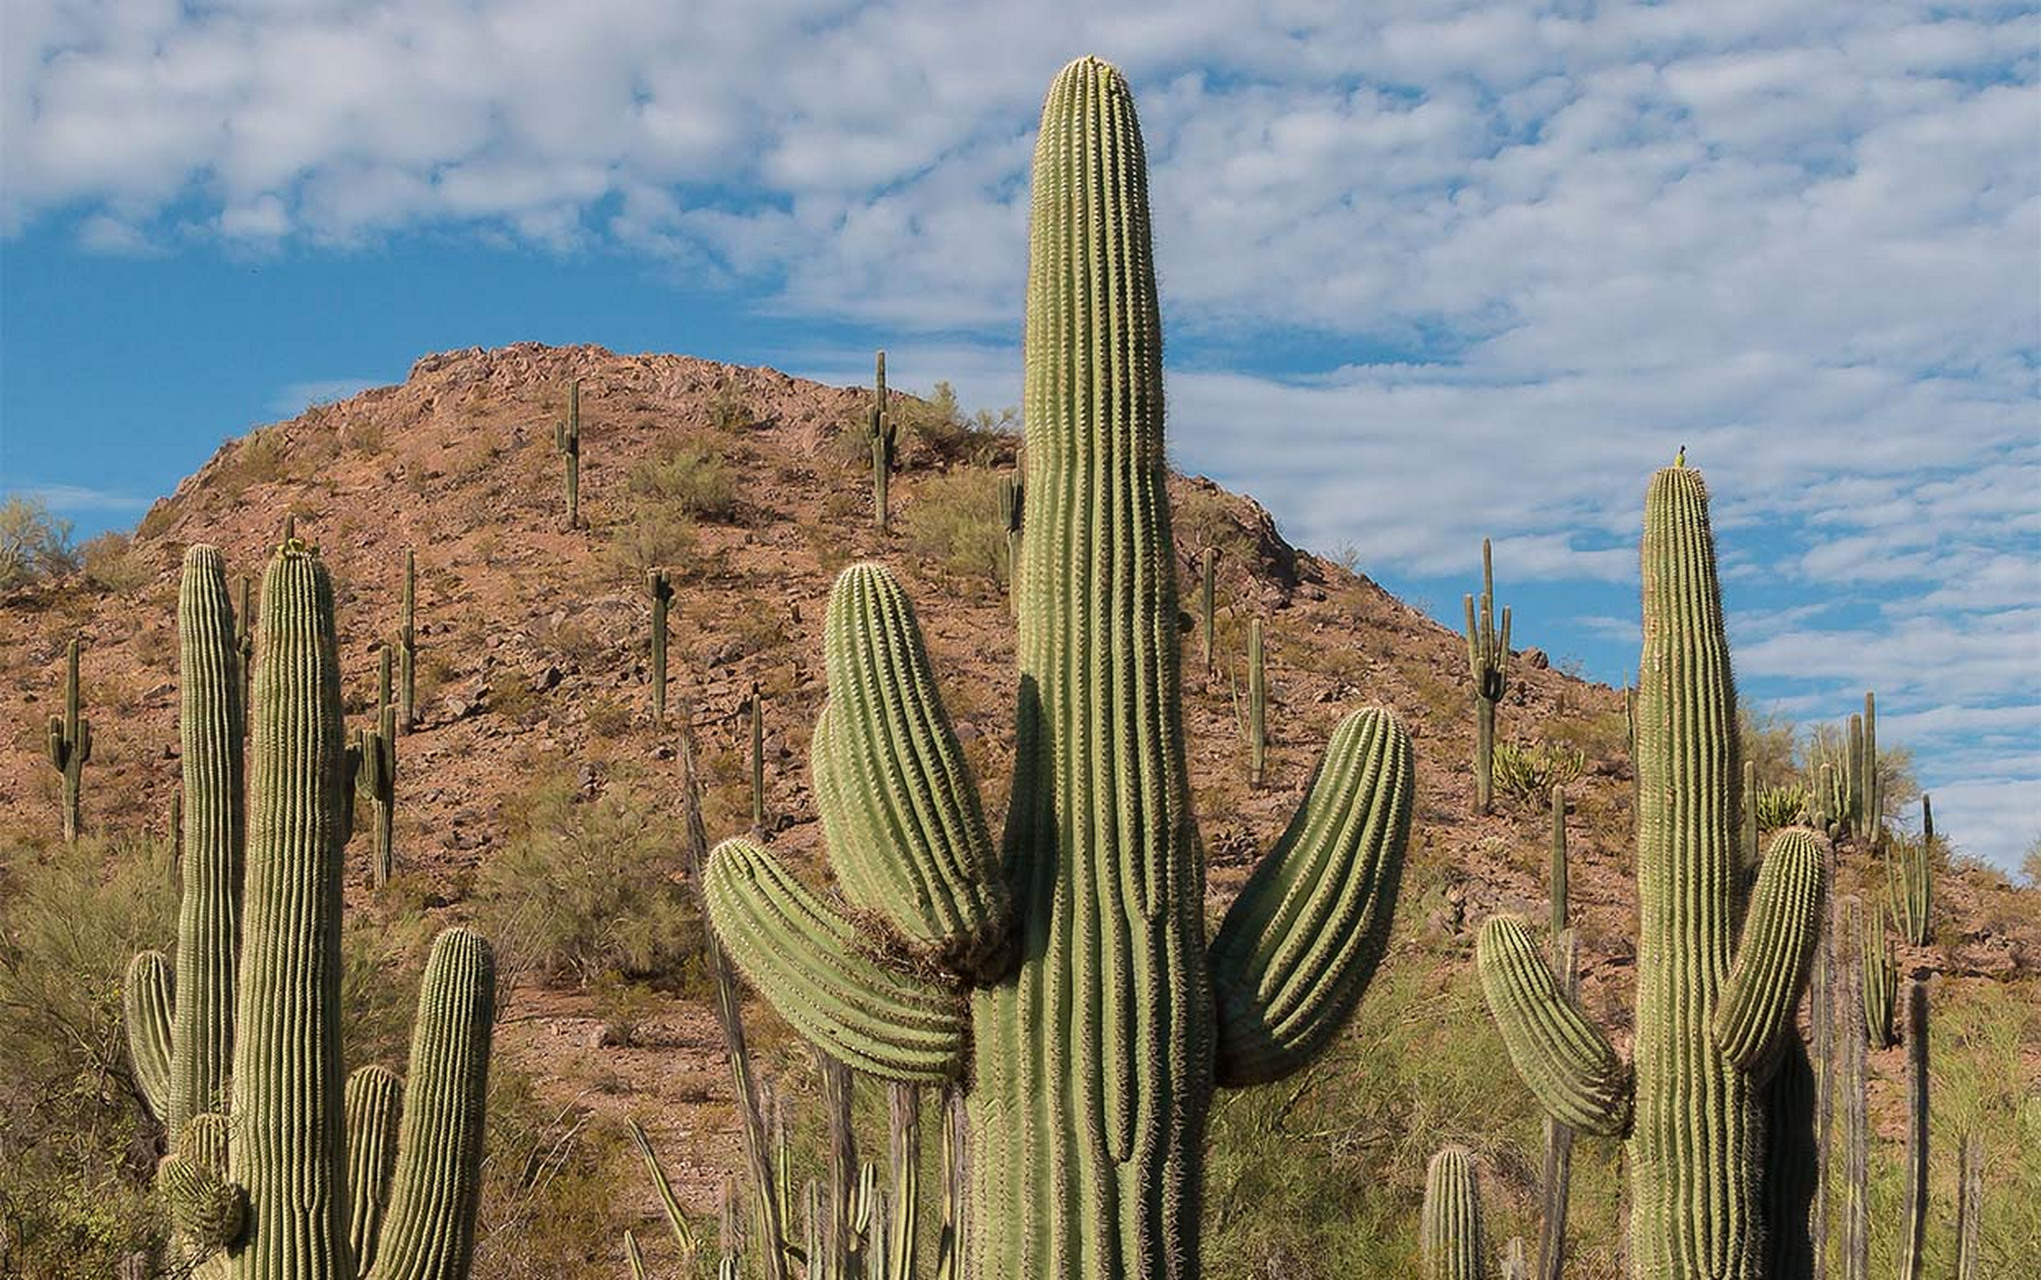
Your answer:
[6,0,2035,865]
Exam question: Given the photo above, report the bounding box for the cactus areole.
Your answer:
[703,57,1414,1280]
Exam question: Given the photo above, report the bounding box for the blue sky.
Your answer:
[3,1,2036,869]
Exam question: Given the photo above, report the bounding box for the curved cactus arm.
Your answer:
[817,563,1011,980]
[1208,707,1414,1086]
[628,1119,701,1262]
[1476,916,1632,1136]
[1422,1146,1489,1280]
[363,926,496,1280]
[123,950,175,1121]
[346,1064,404,1274]
[704,839,968,1083]
[1714,827,1828,1074]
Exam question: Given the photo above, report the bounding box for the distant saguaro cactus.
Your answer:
[356,646,398,887]
[122,541,496,1279]
[1478,467,1828,1279]
[398,549,418,732]
[1199,546,1217,677]
[45,636,92,841]
[1859,691,1880,843]
[868,351,898,531]
[702,58,1414,1280]
[1463,538,1510,815]
[1244,615,1267,786]
[647,569,674,724]
[999,472,1024,610]
[555,378,582,529]
[1897,980,1929,1280]
[1535,785,1573,1280]
[1889,794,1932,946]
[1859,900,1897,1049]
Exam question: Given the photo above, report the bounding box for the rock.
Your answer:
[1520,647,1550,670]
[534,664,563,692]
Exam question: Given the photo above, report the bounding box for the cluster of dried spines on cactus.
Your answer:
[1477,465,1830,1279]
[700,56,1416,1280]
[121,540,496,1279]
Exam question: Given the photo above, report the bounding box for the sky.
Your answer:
[2,1,2036,870]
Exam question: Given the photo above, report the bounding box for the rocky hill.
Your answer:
[2,342,2033,1257]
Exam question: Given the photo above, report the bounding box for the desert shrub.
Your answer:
[0,834,179,1273]
[0,497,77,590]
[1752,783,1809,831]
[473,774,704,990]
[472,1065,634,1280]
[219,429,290,497]
[78,531,151,595]
[609,507,699,578]
[585,696,631,738]
[892,382,1013,465]
[903,467,1007,584]
[705,377,756,432]
[629,444,738,522]
[1490,740,1586,801]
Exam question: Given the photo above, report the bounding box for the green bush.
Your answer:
[629,444,738,522]
[609,507,699,579]
[0,834,178,1273]
[79,531,152,595]
[0,497,77,591]
[473,774,705,991]
[903,466,1008,584]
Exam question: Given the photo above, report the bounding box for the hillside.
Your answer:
[3,342,2035,1276]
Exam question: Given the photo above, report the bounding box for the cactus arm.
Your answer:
[347,1065,403,1273]
[704,839,968,1082]
[1714,828,1828,1073]
[1208,707,1413,1086]
[816,563,1010,980]
[363,926,496,1280]
[629,1119,701,1263]
[123,950,175,1121]
[161,1112,245,1255]
[1421,1146,1489,1280]
[1476,916,1632,1136]
[172,545,246,1137]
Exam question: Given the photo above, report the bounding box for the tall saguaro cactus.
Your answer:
[647,569,674,724]
[357,647,398,887]
[1889,794,1932,946]
[556,378,582,529]
[1536,786,1573,1280]
[1477,467,1828,1280]
[1463,539,1509,815]
[1245,615,1268,786]
[45,636,92,841]
[868,351,897,531]
[123,541,496,1280]
[702,58,1414,1280]
[1897,981,1929,1280]
[398,550,418,733]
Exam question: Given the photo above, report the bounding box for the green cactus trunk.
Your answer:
[1859,693,1878,844]
[1246,616,1267,786]
[1464,539,1509,817]
[1421,1146,1488,1280]
[1841,948,1868,1280]
[870,352,895,532]
[399,550,417,733]
[1897,981,1928,1280]
[647,569,673,725]
[557,379,582,529]
[1954,1133,1981,1280]
[1198,547,1216,678]
[1535,786,1572,1280]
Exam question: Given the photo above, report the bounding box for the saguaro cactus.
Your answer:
[237,574,255,729]
[1245,615,1268,786]
[123,540,496,1280]
[1889,794,1932,946]
[1199,546,1217,677]
[1859,901,1897,1049]
[703,58,1414,1280]
[556,378,582,528]
[45,636,92,841]
[1463,539,1510,815]
[1897,981,1929,1280]
[1954,1133,1982,1280]
[1841,955,1868,1280]
[999,473,1024,607]
[357,647,398,886]
[1535,786,1573,1280]
[1477,467,1828,1280]
[398,550,418,733]
[1859,692,1879,843]
[1422,1146,1488,1280]
[868,351,898,531]
[647,569,674,724]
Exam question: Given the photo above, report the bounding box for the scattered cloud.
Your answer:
[9,483,151,513]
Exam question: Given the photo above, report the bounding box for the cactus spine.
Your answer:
[1422,1146,1488,1280]
[357,647,397,887]
[1897,980,1928,1280]
[647,569,674,724]
[45,635,92,840]
[1535,786,1572,1280]
[1463,538,1509,815]
[702,58,1414,1280]
[1889,794,1932,946]
[1477,467,1829,1279]
[868,351,897,531]
[555,378,582,529]
[123,541,495,1280]
[398,550,417,732]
